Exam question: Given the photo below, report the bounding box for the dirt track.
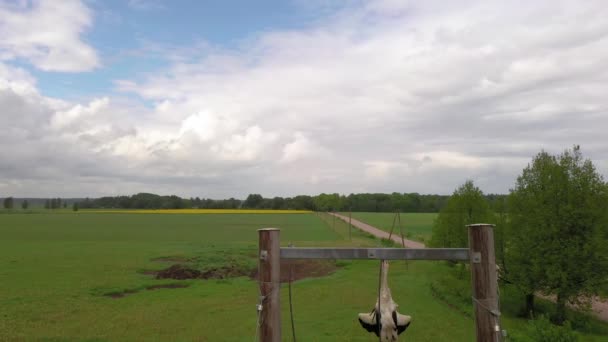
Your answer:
[330,212,425,248]
[329,212,608,322]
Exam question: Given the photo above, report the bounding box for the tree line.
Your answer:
[0,197,74,210]
[71,191,507,212]
[429,145,608,326]
[3,193,507,212]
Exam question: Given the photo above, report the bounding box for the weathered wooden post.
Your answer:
[468,224,502,342]
[258,228,281,342]
[348,210,352,241]
[332,212,336,230]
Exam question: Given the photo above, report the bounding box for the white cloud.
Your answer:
[179,110,238,142]
[364,161,395,180]
[414,151,484,170]
[1,0,608,197]
[51,97,109,130]
[281,132,329,163]
[0,63,38,94]
[212,126,278,162]
[0,0,98,71]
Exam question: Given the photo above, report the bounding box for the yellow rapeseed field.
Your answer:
[83,209,313,214]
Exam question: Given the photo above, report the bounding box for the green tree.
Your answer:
[507,146,608,324]
[21,200,29,210]
[313,193,342,211]
[429,180,493,248]
[44,199,50,209]
[3,197,14,209]
[243,194,264,208]
[72,202,79,211]
[493,196,508,275]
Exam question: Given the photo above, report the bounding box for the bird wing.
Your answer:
[393,312,412,335]
[358,311,380,336]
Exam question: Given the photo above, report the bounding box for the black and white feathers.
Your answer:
[358,261,411,341]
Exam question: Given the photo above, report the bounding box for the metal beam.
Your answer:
[280,247,469,261]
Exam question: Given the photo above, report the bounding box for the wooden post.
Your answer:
[258,228,281,342]
[397,211,405,248]
[332,212,336,230]
[348,210,352,241]
[468,224,501,342]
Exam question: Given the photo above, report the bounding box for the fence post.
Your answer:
[258,228,281,342]
[468,224,501,342]
[348,210,352,241]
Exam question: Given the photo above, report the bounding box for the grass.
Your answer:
[1,211,606,340]
[430,263,608,341]
[344,212,437,243]
[0,213,337,341]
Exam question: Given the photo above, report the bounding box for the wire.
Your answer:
[471,296,502,340]
[377,260,383,342]
[289,262,297,342]
[471,296,501,317]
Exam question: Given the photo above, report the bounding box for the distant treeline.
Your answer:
[1,197,79,210]
[74,192,507,212]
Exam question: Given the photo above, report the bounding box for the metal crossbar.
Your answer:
[280,247,469,261]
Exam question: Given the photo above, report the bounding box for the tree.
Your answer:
[507,146,608,324]
[21,200,29,210]
[243,194,264,208]
[429,180,492,248]
[492,196,508,274]
[44,199,50,209]
[3,197,14,209]
[72,202,79,212]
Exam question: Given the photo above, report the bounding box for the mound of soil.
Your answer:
[105,288,139,298]
[155,264,202,280]
[151,259,341,282]
[104,283,189,298]
[154,264,251,280]
[250,259,341,283]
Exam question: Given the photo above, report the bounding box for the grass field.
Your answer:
[1,211,606,341]
[345,212,437,243]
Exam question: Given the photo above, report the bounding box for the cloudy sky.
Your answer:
[1,0,607,198]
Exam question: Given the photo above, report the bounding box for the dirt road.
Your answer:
[329,212,608,322]
[329,212,425,248]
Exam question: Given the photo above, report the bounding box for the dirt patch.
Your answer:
[250,259,341,283]
[155,264,203,280]
[103,283,190,298]
[154,264,251,280]
[105,288,139,299]
[151,260,341,282]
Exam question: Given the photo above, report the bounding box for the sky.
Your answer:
[1,0,607,198]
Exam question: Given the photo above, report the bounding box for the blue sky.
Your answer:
[1,0,607,198]
[31,0,349,100]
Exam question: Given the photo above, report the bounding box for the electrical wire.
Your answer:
[289,262,297,342]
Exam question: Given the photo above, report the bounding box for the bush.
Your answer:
[510,315,578,342]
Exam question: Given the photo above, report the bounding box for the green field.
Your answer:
[1,212,606,341]
[345,212,437,243]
